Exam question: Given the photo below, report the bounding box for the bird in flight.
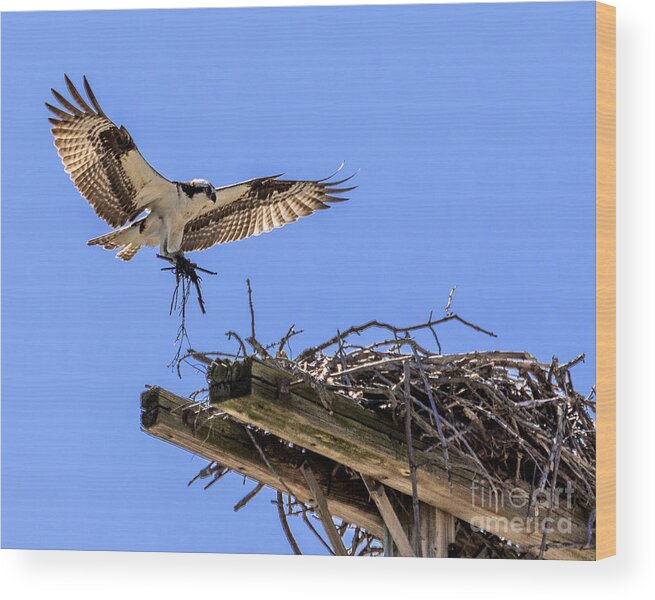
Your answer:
[46,76,355,264]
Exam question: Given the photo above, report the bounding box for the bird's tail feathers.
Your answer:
[116,244,142,261]
[87,230,123,249]
[87,229,141,261]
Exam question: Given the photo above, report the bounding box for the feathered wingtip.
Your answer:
[317,161,359,202]
[316,160,347,182]
[45,74,108,125]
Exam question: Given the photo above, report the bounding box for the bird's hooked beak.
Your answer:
[210,191,217,203]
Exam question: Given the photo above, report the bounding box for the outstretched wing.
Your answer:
[180,171,356,252]
[46,75,171,228]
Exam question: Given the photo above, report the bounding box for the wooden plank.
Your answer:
[361,476,416,558]
[596,1,616,561]
[420,504,456,558]
[301,463,348,556]
[210,359,594,560]
[140,386,384,538]
[374,490,454,558]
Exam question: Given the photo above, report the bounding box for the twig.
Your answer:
[300,506,335,555]
[160,254,217,369]
[247,278,256,341]
[275,324,303,358]
[203,467,230,490]
[297,313,496,362]
[158,254,216,315]
[245,279,269,357]
[538,400,567,559]
[187,461,217,487]
[409,340,452,488]
[276,491,302,555]
[234,483,265,512]
[427,310,443,354]
[245,427,294,498]
[444,286,456,315]
[226,331,248,358]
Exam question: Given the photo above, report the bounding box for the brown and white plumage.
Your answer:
[181,175,353,252]
[46,75,355,261]
[47,75,170,229]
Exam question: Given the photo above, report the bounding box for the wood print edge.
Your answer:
[595,1,616,560]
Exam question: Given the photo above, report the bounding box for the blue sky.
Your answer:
[2,2,596,553]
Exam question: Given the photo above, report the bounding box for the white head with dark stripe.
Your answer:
[183,178,216,202]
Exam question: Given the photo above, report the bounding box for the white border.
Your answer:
[1,1,652,598]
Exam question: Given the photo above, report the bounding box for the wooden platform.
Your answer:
[141,358,595,559]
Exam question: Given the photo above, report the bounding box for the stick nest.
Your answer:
[181,284,596,558]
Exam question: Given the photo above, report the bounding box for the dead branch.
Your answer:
[245,279,269,358]
[296,313,497,362]
[276,491,302,555]
[234,483,265,512]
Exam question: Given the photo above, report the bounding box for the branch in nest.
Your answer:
[296,313,497,362]
[245,279,270,358]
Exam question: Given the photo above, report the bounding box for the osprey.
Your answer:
[46,76,355,262]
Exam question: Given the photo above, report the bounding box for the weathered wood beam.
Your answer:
[420,504,456,558]
[362,476,416,558]
[209,359,593,560]
[376,490,455,558]
[301,463,348,556]
[141,386,384,538]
